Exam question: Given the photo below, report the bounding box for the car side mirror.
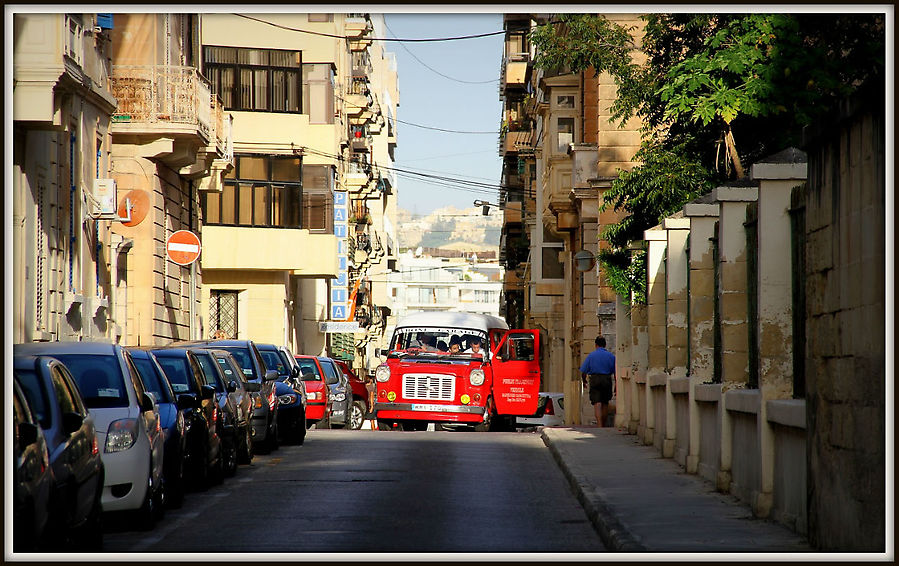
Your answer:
[139,391,156,412]
[177,394,196,410]
[243,381,261,393]
[290,366,300,379]
[264,369,279,382]
[61,411,84,435]
[227,380,238,393]
[19,421,39,446]
[200,385,216,400]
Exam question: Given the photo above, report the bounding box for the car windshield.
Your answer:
[49,354,129,408]
[260,350,289,378]
[155,357,197,395]
[130,356,174,404]
[193,353,224,392]
[14,369,51,428]
[296,358,321,381]
[213,346,256,380]
[390,328,488,358]
[215,355,247,385]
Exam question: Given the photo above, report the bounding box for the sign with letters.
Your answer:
[331,190,349,321]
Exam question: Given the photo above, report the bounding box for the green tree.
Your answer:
[530,12,884,301]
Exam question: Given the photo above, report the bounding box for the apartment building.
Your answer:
[13,13,122,343]
[385,250,504,346]
[198,13,398,367]
[498,14,643,418]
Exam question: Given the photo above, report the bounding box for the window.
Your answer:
[475,290,497,303]
[307,13,333,22]
[65,15,83,65]
[556,95,575,109]
[302,165,334,232]
[302,63,335,124]
[541,226,565,280]
[202,155,303,229]
[204,46,302,113]
[210,290,238,338]
[557,117,575,153]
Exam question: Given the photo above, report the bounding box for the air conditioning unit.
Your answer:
[92,178,118,218]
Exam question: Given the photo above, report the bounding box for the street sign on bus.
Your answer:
[166,230,201,265]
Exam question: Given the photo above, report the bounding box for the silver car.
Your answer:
[14,342,166,527]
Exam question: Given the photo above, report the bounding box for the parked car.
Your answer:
[317,357,352,429]
[150,347,223,488]
[210,349,259,464]
[14,341,165,529]
[332,359,369,431]
[13,354,105,550]
[13,379,53,551]
[257,344,307,445]
[190,348,242,478]
[295,355,329,429]
[173,340,280,453]
[516,392,565,428]
[126,347,188,508]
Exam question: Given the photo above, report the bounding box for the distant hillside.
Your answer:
[396,205,502,253]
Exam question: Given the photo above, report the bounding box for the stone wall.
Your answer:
[802,83,885,552]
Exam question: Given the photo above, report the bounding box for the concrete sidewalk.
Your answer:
[541,426,812,553]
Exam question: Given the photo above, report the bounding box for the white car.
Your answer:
[14,342,165,526]
[516,392,565,428]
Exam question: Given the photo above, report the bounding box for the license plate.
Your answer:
[412,404,447,412]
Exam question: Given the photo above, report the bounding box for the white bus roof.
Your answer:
[394,312,509,333]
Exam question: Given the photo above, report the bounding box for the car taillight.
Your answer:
[544,398,555,415]
[306,391,323,401]
[212,407,218,424]
[268,390,276,411]
[105,418,139,452]
[91,435,99,455]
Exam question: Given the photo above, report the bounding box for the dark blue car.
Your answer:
[126,347,188,508]
[13,354,105,550]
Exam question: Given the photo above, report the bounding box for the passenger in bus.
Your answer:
[436,340,449,352]
[448,335,463,354]
[463,336,484,358]
[418,333,438,352]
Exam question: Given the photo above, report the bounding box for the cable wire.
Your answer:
[234,14,504,42]
[385,21,499,85]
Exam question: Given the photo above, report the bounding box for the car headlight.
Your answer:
[375,364,391,382]
[279,393,298,405]
[106,418,139,452]
[469,369,486,387]
[332,392,346,402]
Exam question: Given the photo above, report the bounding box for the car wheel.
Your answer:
[294,411,307,445]
[137,468,157,531]
[166,451,185,509]
[473,403,493,432]
[348,399,366,430]
[72,476,104,550]
[267,420,280,452]
[377,419,394,431]
[210,442,225,486]
[223,436,238,478]
[238,425,253,464]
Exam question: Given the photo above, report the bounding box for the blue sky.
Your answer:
[382,13,504,216]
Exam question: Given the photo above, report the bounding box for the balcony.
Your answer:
[200,225,338,277]
[503,52,531,88]
[345,161,373,189]
[346,14,372,50]
[569,143,598,189]
[503,201,522,224]
[502,130,533,155]
[110,65,214,167]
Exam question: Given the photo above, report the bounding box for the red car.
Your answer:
[332,359,369,430]
[294,356,329,429]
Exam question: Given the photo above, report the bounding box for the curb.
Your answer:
[541,429,646,552]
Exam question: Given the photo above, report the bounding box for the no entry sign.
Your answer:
[166,230,201,265]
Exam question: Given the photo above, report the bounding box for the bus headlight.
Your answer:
[469,369,486,387]
[376,364,391,382]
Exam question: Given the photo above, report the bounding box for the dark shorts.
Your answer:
[588,373,613,404]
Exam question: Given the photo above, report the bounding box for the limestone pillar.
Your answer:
[663,214,690,457]
[643,226,667,445]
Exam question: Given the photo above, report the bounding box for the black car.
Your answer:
[172,340,280,453]
[317,357,352,429]
[13,380,53,552]
[210,350,259,463]
[151,347,223,489]
[256,344,307,445]
[191,348,242,478]
[126,347,189,508]
[13,355,105,550]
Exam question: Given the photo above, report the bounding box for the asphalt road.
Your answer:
[102,428,606,555]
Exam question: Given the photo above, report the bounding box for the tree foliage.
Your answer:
[529,12,885,301]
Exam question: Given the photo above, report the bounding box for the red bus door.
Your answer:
[490,330,541,416]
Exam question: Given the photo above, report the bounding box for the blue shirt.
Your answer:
[580,347,616,375]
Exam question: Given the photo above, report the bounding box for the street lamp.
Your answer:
[573,250,596,272]
[473,199,498,216]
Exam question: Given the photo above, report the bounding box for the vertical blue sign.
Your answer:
[332,190,349,321]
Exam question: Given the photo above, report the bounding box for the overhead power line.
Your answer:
[234,14,504,42]
[394,118,498,135]
[385,21,499,85]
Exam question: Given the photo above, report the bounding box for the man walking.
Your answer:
[580,336,616,427]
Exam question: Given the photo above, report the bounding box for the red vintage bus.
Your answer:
[373,312,541,431]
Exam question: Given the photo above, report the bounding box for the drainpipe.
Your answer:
[189,179,196,339]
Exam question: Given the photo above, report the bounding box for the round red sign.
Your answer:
[166,230,201,265]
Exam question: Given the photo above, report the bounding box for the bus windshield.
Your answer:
[390,328,489,358]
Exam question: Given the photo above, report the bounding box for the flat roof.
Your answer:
[394,311,509,332]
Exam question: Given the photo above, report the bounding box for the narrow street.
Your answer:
[102,430,606,554]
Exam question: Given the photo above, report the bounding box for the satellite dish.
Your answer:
[118,189,150,227]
